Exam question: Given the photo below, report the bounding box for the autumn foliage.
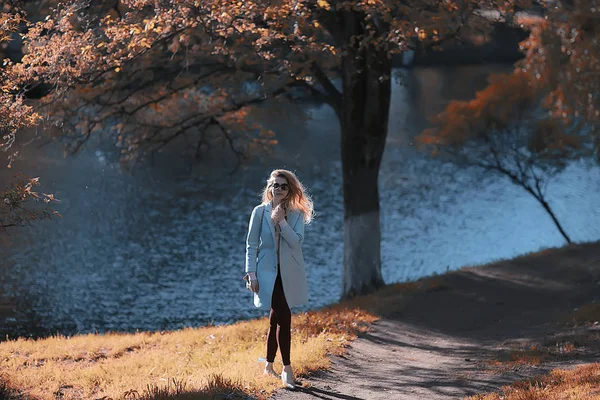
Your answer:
[0,0,535,165]
[419,70,586,162]
[0,5,58,229]
[519,3,600,140]
[0,9,40,160]
[420,2,599,160]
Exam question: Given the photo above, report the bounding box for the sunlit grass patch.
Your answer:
[0,288,412,400]
[0,277,425,400]
[467,363,600,400]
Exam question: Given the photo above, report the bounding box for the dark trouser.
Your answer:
[266,270,291,366]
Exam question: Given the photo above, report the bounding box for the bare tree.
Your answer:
[418,72,590,244]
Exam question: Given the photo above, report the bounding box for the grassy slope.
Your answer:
[1,242,599,400]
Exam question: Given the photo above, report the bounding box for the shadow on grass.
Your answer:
[0,381,21,400]
[121,375,250,400]
[0,376,250,400]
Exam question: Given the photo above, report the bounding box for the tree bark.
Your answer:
[536,196,572,244]
[339,36,391,299]
[516,180,573,245]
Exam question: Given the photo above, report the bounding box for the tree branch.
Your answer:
[209,116,245,173]
[312,62,342,118]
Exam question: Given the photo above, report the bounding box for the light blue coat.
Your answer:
[245,202,308,310]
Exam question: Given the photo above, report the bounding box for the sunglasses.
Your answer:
[271,183,290,191]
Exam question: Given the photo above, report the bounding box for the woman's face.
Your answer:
[271,176,290,201]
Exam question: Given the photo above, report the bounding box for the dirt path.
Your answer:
[273,242,600,399]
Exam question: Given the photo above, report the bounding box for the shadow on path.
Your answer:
[293,386,366,400]
[273,241,600,400]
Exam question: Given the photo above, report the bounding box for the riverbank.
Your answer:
[1,241,599,399]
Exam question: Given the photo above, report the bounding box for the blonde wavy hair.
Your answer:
[261,169,314,224]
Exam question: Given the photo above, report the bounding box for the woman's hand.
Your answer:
[245,272,259,293]
[271,204,285,224]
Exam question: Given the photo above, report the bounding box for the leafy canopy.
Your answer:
[3,0,530,164]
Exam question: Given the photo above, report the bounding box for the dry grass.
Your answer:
[569,303,600,326]
[1,240,597,400]
[0,307,377,399]
[486,346,551,369]
[467,363,600,400]
[484,334,590,374]
[0,279,429,400]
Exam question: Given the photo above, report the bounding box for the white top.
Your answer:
[275,223,280,268]
[273,204,288,270]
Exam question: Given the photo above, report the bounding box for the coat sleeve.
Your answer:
[278,212,304,250]
[245,205,262,273]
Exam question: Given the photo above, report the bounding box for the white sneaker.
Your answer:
[263,362,278,378]
[281,365,296,389]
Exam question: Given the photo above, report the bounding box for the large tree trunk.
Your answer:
[339,39,392,299]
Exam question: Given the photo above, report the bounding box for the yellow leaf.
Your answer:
[317,0,331,10]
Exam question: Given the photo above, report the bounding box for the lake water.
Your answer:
[2,65,599,339]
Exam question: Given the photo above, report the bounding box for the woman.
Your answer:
[244,169,314,389]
